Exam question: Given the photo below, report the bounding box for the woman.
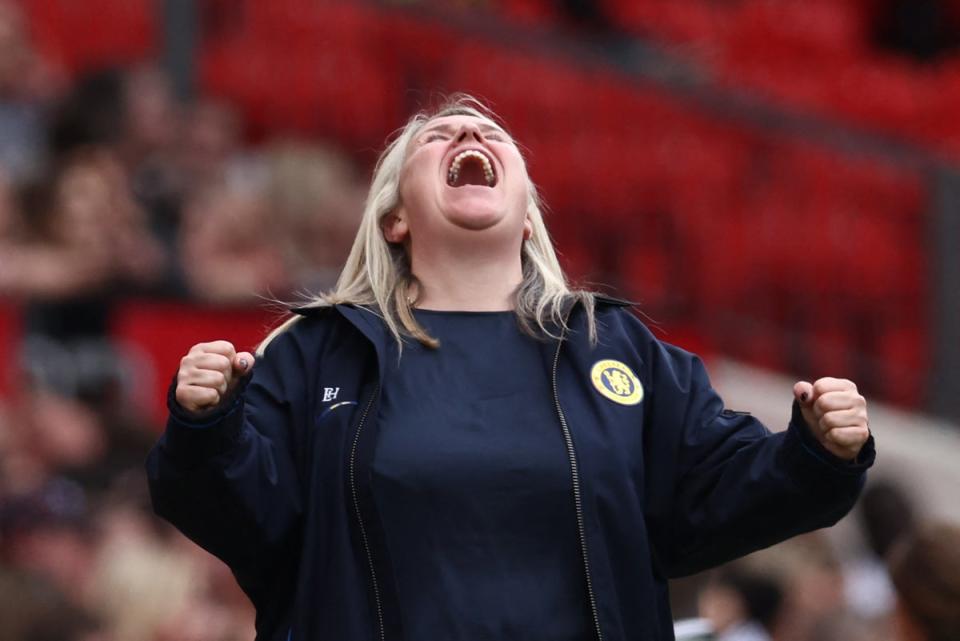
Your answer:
[147,96,874,641]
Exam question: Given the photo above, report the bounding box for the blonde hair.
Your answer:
[258,94,595,354]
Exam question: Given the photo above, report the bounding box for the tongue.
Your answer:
[453,158,489,187]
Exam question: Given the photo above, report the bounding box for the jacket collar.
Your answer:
[290,294,634,376]
[291,303,390,380]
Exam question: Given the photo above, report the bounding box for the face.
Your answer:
[386,114,531,247]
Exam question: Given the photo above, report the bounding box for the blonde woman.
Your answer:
[147,96,874,641]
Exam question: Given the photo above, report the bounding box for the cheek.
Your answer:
[399,156,439,205]
[504,163,531,211]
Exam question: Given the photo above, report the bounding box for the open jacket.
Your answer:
[146,298,875,641]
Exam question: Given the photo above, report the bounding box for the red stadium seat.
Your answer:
[20,0,156,73]
[0,302,22,399]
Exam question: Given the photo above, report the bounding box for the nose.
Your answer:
[455,124,484,144]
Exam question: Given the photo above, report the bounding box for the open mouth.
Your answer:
[447,149,497,188]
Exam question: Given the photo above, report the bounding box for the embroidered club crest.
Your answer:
[590,359,643,406]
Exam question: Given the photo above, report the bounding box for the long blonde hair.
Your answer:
[259,94,595,354]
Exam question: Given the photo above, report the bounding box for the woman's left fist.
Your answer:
[793,378,870,461]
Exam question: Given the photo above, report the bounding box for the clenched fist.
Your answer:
[176,341,255,414]
[793,377,870,461]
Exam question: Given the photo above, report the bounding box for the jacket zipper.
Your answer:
[552,335,604,641]
[349,386,385,641]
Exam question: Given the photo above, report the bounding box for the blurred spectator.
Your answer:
[88,474,255,641]
[732,533,849,641]
[177,98,244,194]
[179,181,289,303]
[266,142,365,293]
[697,564,782,641]
[844,479,917,621]
[804,612,876,641]
[0,569,103,641]
[1,148,166,301]
[0,1,61,184]
[0,476,95,605]
[0,390,105,495]
[49,65,186,291]
[887,521,960,641]
[3,148,166,409]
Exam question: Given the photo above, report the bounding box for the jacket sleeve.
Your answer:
[642,339,875,578]
[145,331,308,598]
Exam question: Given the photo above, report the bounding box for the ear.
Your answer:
[522,216,533,241]
[382,211,409,244]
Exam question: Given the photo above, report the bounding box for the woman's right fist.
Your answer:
[175,341,255,414]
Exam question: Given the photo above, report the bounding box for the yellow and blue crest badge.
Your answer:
[590,359,644,406]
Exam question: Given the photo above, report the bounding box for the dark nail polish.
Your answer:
[240,359,248,370]
[800,392,808,402]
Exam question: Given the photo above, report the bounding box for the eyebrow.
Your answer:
[421,122,509,137]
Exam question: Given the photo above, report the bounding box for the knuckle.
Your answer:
[214,340,236,353]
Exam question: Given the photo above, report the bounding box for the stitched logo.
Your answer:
[322,387,340,402]
[590,359,643,406]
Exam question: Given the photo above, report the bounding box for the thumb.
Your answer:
[793,380,819,432]
[232,352,255,379]
[793,380,814,406]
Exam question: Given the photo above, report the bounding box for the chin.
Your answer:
[441,195,505,231]
[446,208,504,232]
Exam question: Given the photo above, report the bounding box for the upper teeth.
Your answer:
[448,150,495,186]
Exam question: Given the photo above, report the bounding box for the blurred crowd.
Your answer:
[687,482,960,641]
[0,1,364,639]
[1,1,958,640]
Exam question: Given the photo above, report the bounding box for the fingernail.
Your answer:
[800,392,808,402]
[240,359,248,370]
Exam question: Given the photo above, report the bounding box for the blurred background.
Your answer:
[1,1,959,640]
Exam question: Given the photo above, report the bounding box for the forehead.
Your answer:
[420,113,507,135]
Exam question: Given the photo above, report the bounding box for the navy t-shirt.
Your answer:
[371,310,592,640]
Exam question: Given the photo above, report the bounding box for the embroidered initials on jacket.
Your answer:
[322,387,340,402]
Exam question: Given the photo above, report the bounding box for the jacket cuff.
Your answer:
[162,373,251,465]
[780,400,875,490]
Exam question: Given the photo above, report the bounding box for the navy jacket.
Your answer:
[146,298,874,641]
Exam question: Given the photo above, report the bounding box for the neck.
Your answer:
[409,242,523,311]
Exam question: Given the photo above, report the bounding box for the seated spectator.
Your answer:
[888,521,960,641]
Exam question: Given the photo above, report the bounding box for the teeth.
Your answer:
[447,149,496,186]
